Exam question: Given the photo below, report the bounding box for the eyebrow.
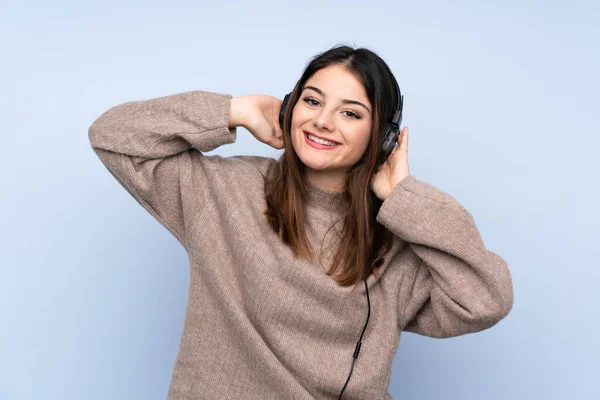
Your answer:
[301,85,371,114]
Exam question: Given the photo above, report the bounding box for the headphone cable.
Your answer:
[337,277,371,399]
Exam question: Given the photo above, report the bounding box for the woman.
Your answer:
[89,45,513,400]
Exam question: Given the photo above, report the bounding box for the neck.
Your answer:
[304,176,346,214]
[305,168,346,193]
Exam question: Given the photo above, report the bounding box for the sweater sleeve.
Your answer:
[88,90,236,249]
[376,175,514,338]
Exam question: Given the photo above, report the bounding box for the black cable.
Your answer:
[337,277,371,399]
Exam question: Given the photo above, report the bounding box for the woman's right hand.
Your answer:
[229,95,285,150]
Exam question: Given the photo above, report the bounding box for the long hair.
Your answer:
[263,44,401,288]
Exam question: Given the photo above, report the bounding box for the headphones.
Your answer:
[278,79,403,398]
[278,79,404,168]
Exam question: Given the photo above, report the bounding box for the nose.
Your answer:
[313,108,335,132]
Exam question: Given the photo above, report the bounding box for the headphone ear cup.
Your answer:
[279,93,290,129]
[378,124,400,165]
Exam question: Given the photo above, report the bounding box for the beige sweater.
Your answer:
[88,90,514,400]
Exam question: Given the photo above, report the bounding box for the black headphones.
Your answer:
[278,80,403,398]
[278,79,404,168]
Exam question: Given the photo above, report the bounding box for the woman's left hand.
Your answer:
[370,126,411,201]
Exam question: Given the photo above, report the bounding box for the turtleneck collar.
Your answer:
[305,179,346,214]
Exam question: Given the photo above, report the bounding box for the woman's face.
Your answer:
[290,64,373,187]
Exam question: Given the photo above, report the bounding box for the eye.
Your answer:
[343,110,361,120]
[302,97,320,106]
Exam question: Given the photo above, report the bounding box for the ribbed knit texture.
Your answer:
[88,90,514,400]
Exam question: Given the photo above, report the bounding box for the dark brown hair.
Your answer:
[263,44,402,288]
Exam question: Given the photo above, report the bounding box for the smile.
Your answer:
[303,131,341,150]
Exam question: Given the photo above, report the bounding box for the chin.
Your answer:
[303,159,333,171]
[293,149,326,169]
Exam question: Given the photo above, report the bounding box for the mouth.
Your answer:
[303,130,342,147]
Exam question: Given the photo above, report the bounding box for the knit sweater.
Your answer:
[88,90,514,400]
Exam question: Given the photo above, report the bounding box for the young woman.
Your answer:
[89,45,513,400]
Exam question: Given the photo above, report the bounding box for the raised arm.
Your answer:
[376,175,514,338]
[88,90,237,249]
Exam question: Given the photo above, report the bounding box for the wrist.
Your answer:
[228,96,247,129]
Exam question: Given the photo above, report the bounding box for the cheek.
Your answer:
[290,107,313,143]
[291,105,308,128]
[290,109,305,148]
[350,126,372,153]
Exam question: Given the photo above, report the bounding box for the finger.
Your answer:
[274,136,284,149]
[272,124,281,139]
[275,122,283,138]
[400,127,408,151]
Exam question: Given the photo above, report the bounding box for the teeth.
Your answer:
[307,134,338,146]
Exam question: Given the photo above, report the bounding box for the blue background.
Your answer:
[1,1,598,399]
